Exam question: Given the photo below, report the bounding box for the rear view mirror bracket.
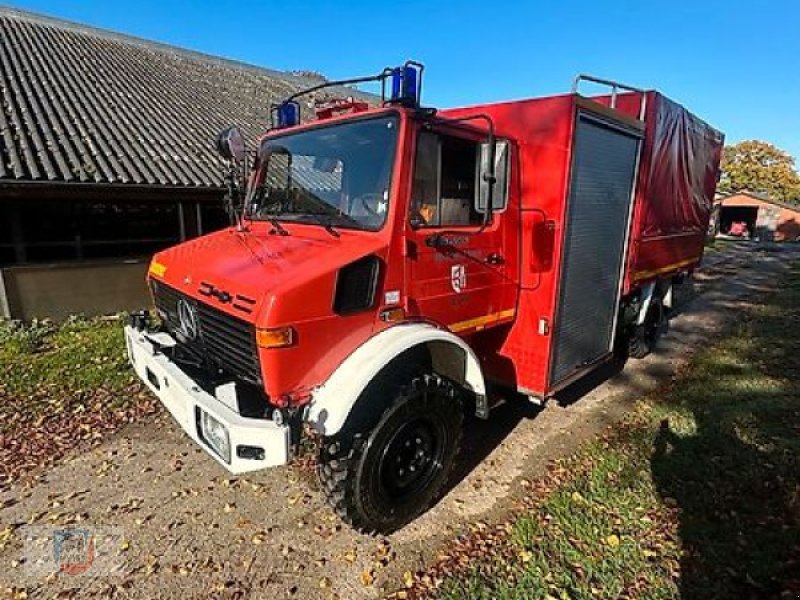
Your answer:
[215,126,249,229]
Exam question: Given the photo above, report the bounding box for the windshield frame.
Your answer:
[246,110,401,233]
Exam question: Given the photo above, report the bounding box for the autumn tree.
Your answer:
[719,140,800,203]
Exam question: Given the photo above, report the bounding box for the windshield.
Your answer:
[247,115,399,231]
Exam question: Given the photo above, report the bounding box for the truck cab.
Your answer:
[126,63,722,533]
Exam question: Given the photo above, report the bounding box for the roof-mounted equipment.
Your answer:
[269,60,425,129]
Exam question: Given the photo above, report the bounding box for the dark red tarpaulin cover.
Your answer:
[604,90,724,286]
[639,93,724,238]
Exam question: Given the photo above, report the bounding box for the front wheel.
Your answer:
[317,373,463,534]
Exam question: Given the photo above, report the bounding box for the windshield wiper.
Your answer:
[267,217,290,236]
[299,212,341,238]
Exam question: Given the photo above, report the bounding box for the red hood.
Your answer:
[150,223,386,325]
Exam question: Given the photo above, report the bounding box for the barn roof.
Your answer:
[0,7,370,189]
[716,191,800,214]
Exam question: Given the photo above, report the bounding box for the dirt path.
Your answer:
[1,242,797,600]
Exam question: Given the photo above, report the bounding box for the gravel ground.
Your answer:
[1,241,797,600]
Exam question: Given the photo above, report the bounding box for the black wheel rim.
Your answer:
[378,417,446,501]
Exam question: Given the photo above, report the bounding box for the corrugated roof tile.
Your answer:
[0,7,372,189]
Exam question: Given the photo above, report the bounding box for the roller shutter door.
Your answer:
[549,115,640,386]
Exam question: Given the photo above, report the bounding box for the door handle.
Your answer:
[425,234,446,248]
[486,253,504,265]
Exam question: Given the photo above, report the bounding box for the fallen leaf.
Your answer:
[342,548,357,563]
[251,532,266,545]
[402,570,414,588]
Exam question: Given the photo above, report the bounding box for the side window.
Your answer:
[410,132,439,227]
[439,136,481,226]
[411,132,508,227]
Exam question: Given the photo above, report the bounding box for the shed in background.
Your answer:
[713,191,800,242]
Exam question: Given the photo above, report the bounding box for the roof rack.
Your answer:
[572,74,647,120]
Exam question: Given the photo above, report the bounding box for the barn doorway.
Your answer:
[719,205,758,238]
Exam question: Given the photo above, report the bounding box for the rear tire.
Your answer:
[317,372,463,534]
[628,296,666,359]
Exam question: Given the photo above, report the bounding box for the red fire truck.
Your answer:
[125,63,723,533]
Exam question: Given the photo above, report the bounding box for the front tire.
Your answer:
[317,373,463,534]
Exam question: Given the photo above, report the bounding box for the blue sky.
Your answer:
[9,1,800,164]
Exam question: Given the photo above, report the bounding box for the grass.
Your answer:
[0,316,139,433]
[0,316,155,485]
[434,264,800,599]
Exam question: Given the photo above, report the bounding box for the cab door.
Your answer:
[406,129,515,335]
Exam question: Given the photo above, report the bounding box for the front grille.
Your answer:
[152,281,262,384]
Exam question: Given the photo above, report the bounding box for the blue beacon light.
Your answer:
[389,63,421,107]
[275,101,300,129]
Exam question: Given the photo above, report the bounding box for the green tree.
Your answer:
[719,140,800,203]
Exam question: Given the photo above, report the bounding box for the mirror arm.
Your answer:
[222,160,244,231]
[216,126,249,230]
[481,117,497,225]
[239,151,249,216]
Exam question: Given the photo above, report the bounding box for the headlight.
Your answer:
[196,408,231,463]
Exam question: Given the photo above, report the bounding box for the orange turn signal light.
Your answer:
[256,326,295,349]
[148,260,167,277]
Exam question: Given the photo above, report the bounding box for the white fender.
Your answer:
[306,323,486,436]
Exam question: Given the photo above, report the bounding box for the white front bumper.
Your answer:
[124,325,290,474]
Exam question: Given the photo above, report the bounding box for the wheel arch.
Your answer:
[306,323,486,436]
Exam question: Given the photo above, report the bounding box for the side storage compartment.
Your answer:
[548,114,642,386]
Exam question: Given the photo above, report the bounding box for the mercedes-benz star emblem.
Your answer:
[176,299,198,340]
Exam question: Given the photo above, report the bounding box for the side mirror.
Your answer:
[477,140,509,214]
[216,126,246,163]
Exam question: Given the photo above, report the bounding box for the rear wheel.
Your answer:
[628,296,667,359]
[317,372,463,534]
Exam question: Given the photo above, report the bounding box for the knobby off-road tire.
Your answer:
[628,295,667,359]
[317,372,463,535]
